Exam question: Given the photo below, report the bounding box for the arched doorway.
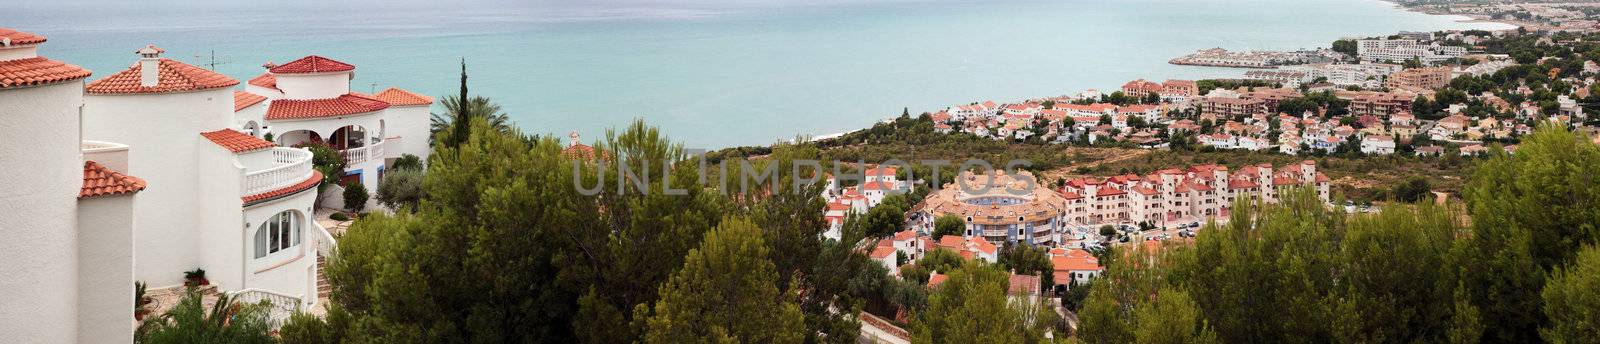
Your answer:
[277,130,323,148]
[329,125,369,151]
[244,121,261,137]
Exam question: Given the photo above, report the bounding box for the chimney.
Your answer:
[568,130,580,147]
[135,44,164,87]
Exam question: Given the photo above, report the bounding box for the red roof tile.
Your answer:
[201,129,273,153]
[242,170,321,205]
[269,55,354,74]
[248,73,278,91]
[0,28,47,46]
[84,58,237,94]
[234,91,267,111]
[265,93,390,120]
[0,56,92,89]
[81,160,146,199]
[373,87,433,106]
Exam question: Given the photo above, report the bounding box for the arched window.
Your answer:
[254,211,301,259]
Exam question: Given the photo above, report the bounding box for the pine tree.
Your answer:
[641,216,805,344]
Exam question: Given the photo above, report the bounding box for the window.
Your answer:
[254,211,301,259]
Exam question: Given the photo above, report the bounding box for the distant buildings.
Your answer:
[1385,66,1453,91]
[1356,39,1467,64]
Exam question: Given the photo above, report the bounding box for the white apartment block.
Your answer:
[1357,39,1467,65]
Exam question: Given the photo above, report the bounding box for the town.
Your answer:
[6,1,1600,343]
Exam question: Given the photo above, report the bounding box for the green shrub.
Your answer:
[329,212,349,221]
[295,142,346,191]
[376,168,424,212]
[390,154,423,171]
[343,182,369,213]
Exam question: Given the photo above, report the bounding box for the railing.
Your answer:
[312,220,336,258]
[229,288,303,328]
[242,147,315,197]
[339,141,384,165]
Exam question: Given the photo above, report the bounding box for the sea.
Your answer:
[10,0,1513,149]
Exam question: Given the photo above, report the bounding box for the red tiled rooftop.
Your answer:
[265,93,390,120]
[234,91,267,111]
[201,129,273,153]
[269,55,354,74]
[373,87,433,106]
[0,28,48,46]
[242,170,321,205]
[81,160,146,199]
[248,73,278,91]
[84,58,237,94]
[0,56,91,89]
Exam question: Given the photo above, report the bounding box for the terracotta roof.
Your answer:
[269,55,354,74]
[1008,274,1041,295]
[265,93,390,120]
[242,170,321,205]
[81,160,145,199]
[248,73,278,91]
[373,87,433,106]
[84,58,237,94]
[201,129,273,153]
[234,91,267,111]
[870,245,897,259]
[1052,253,1102,272]
[0,56,91,89]
[0,28,47,46]
[893,230,917,241]
[1228,179,1257,189]
[927,272,949,288]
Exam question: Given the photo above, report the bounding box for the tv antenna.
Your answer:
[192,50,231,71]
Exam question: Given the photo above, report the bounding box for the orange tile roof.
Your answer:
[201,129,273,153]
[84,58,238,94]
[927,272,948,288]
[0,28,48,46]
[893,230,917,241]
[234,91,267,111]
[81,160,146,199]
[870,245,897,259]
[248,73,278,91]
[0,56,91,89]
[1052,254,1102,272]
[1008,274,1040,295]
[242,170,321,205]
[265,93,390,120]
[373,87,433,106]
[270,55,354,74]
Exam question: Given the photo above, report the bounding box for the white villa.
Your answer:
[0,28,434,343]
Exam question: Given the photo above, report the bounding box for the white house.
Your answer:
[1,27,437,342]
[0,28,142,344]
[1360,135,1397,155]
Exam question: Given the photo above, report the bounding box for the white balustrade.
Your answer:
[229,288,303,328]
[338,141,384,165]
[242,147,315,197]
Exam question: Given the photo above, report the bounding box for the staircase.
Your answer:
[316,255,331,299]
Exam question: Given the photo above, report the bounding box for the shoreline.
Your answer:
[782,0,1523,148]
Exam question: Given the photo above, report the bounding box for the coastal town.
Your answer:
[924,30,1591,161]
[6,0,1600,343]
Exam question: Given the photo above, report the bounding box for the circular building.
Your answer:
[918,170,1070,246]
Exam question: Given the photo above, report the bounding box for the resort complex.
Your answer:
[0,28,431,343]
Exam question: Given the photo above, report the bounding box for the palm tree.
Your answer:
[135,290,277,344]
[429,95,512,137]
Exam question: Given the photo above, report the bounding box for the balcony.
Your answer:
[339,140,384,165]
[243,147,315,196]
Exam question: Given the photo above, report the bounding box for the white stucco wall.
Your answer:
[384,105,432,161]
[0,81,84,344]
[84,87,234,288]
[77,195,136,344]
[245,84,284,100]
[236,102,267,137]
[196,145,247,292]
[241,188,319,300]
[275,72,351,100]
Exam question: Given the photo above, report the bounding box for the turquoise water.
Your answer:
[12,0,1509,148]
